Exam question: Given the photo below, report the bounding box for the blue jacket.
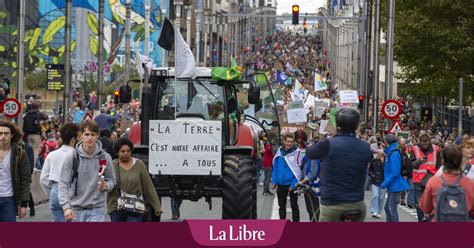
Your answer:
[94,113,118,131]
[381,143,409,192]
[272,146,299,190]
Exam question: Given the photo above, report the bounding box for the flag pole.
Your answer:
[174,3,182,120]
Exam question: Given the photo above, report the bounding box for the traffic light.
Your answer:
[358,95,364,109]
[114,89,120,105]
[292,5,299,25]
[119,85,132,103]
[303,18,307,34]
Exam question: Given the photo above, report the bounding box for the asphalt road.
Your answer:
[18,186,416,222]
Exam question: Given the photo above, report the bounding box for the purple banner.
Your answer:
[0,222,473,247]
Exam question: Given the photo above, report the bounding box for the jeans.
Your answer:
[0,196,17,222]
[262,167,272,192]
[49,183,64,222]
[276,185,299,222]
[370,184,386,215]
[73,207,105,222]
[27,134,41,162]
[304,192,320,222]
[171,198,183,217]
[414,184,426,222]
[407,178,415,206]
[384,192,401,222]
[110,210,143,222]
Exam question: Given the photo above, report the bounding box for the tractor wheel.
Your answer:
[222,154,256,219]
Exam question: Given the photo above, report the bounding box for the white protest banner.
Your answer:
[314,99,331,108]
[287,109,307,124]
[314,73,328,91]
[339,90,359,103]
[313,107,325,117]
[149,120,222,175]
[319,119,329,134]
[304,94,316,112]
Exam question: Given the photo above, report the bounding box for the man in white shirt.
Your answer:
[40,123,80,222]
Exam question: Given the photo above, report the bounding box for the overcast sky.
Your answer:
[276,0,325,15]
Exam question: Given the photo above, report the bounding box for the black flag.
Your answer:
[158,18,174,51]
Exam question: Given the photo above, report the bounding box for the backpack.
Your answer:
[23,112,41,134]
[70,149,106,196]
[435,175,469,222]
[388,149,409,177]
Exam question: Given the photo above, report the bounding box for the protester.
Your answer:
[306,108,372,222]
[262,135,274,195]
[381,135,409,222]
[368,151,385,218]
[420,145,474,221]
[19,141,35,217]
[0,120,31,222]
[299,156,321,222]
[58,121,116,222]
[272,133,302,222]
[99,129,115,159]
[398,137,415,208]
[95,107,118,131]
[23,102,48,161]
[40,123,80,222]
[411,133,442,221]
[107,138,161,222]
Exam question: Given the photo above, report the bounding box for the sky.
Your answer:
[276,0,325,15]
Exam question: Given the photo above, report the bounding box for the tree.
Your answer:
[390,0,473,103]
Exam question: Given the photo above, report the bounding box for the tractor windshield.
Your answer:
[157,79,226,120]
[237,72,282,146]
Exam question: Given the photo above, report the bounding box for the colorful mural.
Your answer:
[0,0,163,78]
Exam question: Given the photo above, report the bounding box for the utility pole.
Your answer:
[357,0,366,121]
[16,0,26,126]
[125,0,131,83]
[458,78,464,133]
[97,0,104,111]
[142,0,150,102]
[124,0,131,120]
[364,0,372,123]
[372,0,381,133]
[63,0,72,122]
[161,0,167,67]
[196,0,203,65]
[385,0,395,100]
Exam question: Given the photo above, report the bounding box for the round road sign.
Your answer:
[381,100,402,120]
[1,98,22,118]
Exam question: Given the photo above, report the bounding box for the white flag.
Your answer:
[135,49,144,79]
[175,28,196,78]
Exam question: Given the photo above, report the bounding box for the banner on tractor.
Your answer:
[149,120,222,175]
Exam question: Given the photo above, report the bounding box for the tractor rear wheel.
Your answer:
[222,154,256,219]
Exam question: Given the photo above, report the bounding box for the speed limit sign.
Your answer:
[1,98,22,118]
[381,100,402,120]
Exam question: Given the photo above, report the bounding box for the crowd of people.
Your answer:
[0,31,472,223]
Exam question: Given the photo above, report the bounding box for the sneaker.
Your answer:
[407,204,415,209]
[171,215,179,220]
[400,201,406,206]
[258,182,264,186]
[376,214,382,218]
[372,213,377,218]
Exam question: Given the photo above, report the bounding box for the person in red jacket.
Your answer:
[262,135,274,196]
[420,145,474,221]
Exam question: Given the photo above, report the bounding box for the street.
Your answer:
[19,186,416,222]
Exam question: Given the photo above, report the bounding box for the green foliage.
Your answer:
[391,0,473,102]
[24,70,47,90]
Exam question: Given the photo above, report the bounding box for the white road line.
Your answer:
[270,194,279,219]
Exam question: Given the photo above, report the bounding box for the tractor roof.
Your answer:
[151,67,212,78]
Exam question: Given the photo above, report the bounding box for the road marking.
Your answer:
[270,194,279,219]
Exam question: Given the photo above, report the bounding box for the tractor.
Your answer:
[125,67,281,219]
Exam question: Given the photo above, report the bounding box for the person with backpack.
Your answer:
[36,132,59,170]
[380,134,409,222]
[0,74,10,98]
[58,121,116,222]
[19,140,35,217]
[0,120,31,222]
[368,151,385,218]
[23,102,48,162]
[398,137,415,207]
[420,145,474,222]
[40,123,80,222]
